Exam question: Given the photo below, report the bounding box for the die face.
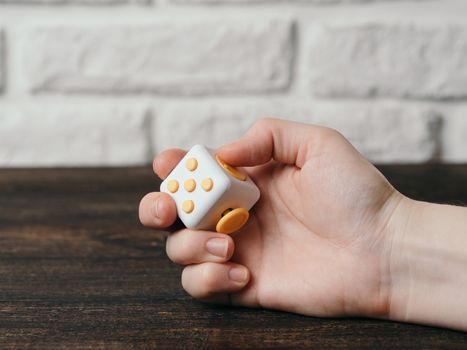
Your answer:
[160,145,230,229]
[198,177,260,231]
[223,174,260,211]
[191,148,260,230]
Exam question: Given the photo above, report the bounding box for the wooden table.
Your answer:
[1,166,467,349]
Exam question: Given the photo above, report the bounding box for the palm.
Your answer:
[229,138,396,317]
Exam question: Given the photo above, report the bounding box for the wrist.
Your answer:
[385,196,467,330]
[383,194,416,323]
[349,189,407,320]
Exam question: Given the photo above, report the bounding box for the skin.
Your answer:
[139,118,467,331]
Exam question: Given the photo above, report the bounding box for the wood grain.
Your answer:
[0,166,466,349]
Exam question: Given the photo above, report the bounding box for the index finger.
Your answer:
[217,118,326,169]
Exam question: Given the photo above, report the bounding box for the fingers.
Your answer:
[182,262,250,300]
[139,192,177,228]
[166,229,235,265]
[167,231,246,301]
[153,148,186,179]
[218,117,331,169]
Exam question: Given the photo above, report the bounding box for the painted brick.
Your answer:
[171,0,422,3]
[0,30,4,93]
[156,102,440,163]
[0,0,148,4]
[24,20,294,95]
[0,104,151,166]
[440,106,467,163]
[308,25,467,100]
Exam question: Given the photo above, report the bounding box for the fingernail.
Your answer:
[229,267,248,283]
[206,238,228,258]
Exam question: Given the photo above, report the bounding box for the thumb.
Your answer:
[217,118,319,168]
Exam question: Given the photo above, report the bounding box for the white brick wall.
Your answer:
[0,104,150,166]
[0,30,4,93]
[25,21,293,94]
[308,24,467,99]
[157,101,440,163]
[0,0,467,166]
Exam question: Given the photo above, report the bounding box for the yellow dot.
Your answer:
[202,177,214,192]
[182,200,195,214]
[215,155,247,181]
[186,158,198,171]
[216,208,249,234]
[167,179,179,193]
[184,179,196,192]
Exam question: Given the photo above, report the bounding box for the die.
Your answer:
[160,145,260,234]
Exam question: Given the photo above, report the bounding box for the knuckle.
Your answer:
[201,263,220,293]
[181,265,213,299]
[318,126,344,144]
[255,117,276,129]
[178,231,194,260]
[166,230,194,265]
[321,126,337,137]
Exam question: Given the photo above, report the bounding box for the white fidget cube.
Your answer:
[160,145,260,234]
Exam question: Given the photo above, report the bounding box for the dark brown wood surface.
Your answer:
[1,165,467,349]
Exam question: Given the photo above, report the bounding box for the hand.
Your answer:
[139,118,403,318]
